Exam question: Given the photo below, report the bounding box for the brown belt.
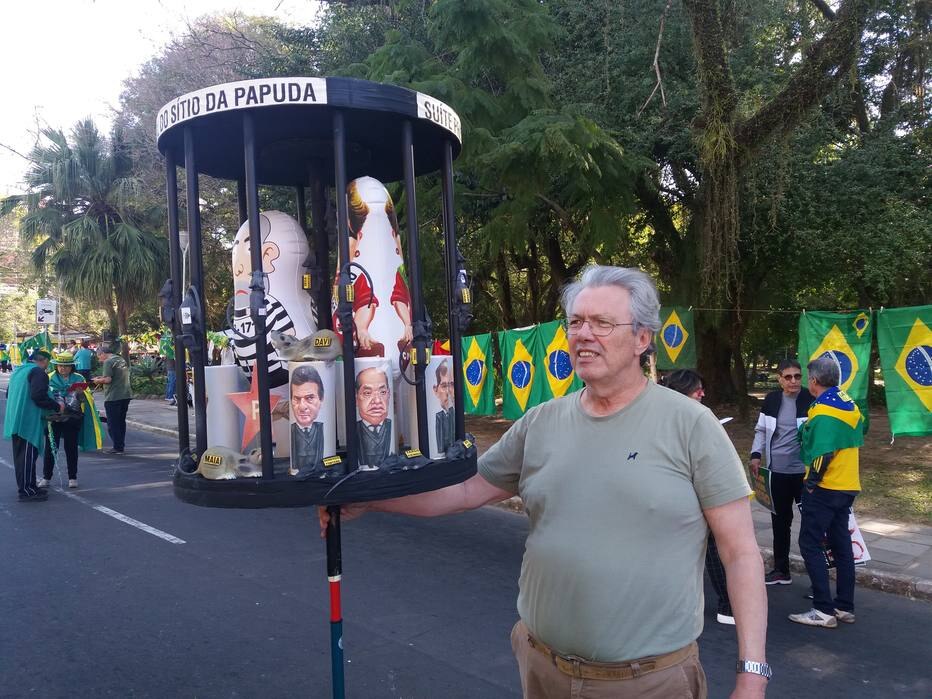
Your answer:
[526,632,697,681]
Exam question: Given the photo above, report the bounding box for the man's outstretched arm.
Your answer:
[319,472,513,537]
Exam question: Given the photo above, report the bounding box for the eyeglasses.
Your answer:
[781,373,802,381]
[565,317,635,337]
[291,394,320,405]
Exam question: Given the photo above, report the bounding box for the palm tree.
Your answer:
[1,119,167,339]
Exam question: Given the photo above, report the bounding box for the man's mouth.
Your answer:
[576,350,598,359]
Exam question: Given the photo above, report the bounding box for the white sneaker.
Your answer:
[68,479,78,489]
[37,478,50,488]
[788,608,838,628]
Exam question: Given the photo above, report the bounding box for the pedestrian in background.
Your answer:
[661,368,736,626]
[159,328,177,406]
[789,357,864,628]
[73,340,94,382]
[750,359,813,585]
[92,344,131,455]
[3,349,63,501]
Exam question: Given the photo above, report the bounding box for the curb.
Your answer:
[127,419,194,441]
[492,499,932,602]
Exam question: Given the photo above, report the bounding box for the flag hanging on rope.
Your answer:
[498,326,544,420]
[461,333,496,416]
[799,310,873,431]
[536,320,583,400]
[656,306,696,369]
[876,305,932,438]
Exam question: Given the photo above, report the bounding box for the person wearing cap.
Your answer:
[92,344,132,454]
[38,352,103,489]
[3,349,64,502]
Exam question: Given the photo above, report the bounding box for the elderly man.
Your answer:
[789,357,864,628]
[92,344,131,455]
[750,359,814,585]
[3,349,64,502]
[322,266,770,698]
[433,360,455,455]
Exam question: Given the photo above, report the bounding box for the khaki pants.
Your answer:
[511,620,707,699]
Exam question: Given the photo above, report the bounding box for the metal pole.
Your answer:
[183,127,208,456]
[310,174,332,330]
[165,150,190,451]
[333,111,357,472]
[401,121,430,454]
[326,506,344,699]
[441,141,467,439]
[328,110,351,699]
[242,113,276,479]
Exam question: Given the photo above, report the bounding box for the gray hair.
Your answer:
[807,355,840,388]
[561,265,662,336]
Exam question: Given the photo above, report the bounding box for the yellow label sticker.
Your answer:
[202,454,223,466]
[322,456,342,467]
[462,439,473,449]
[314,337,332,347]
[405,449,422,459]
[302,273,312,289]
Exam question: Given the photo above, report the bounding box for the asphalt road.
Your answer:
[1,398,930,698]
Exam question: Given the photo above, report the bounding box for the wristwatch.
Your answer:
[736,660,772,680]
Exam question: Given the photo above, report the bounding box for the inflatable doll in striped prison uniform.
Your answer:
[226,210,318,389]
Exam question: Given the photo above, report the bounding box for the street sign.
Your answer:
[36,298,58,325]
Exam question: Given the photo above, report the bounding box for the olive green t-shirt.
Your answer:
[102,355,132,401]
[478,381,750,662]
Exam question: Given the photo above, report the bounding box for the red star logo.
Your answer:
[227,363,282,450]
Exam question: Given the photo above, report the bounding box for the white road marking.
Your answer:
[0,456,186,545]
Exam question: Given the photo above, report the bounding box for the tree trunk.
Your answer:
[495,251,516,328]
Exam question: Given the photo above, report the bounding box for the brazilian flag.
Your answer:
[498,325,544,420]
[656,306,696,369]
[536,320,583,400]
[461,333,496,416]
[876,305,931,438]
[799,311,873,431]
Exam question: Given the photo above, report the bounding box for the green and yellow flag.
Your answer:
[535,320,583,400]
[19,330,53,360]
[799,310,873,430]
[498,325,544,420]
[656,306,696,369]
[876,305,931,438]
[461,333,496,416]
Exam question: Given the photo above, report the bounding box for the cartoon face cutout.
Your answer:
[231,217,280,310]
[355,366,390,426]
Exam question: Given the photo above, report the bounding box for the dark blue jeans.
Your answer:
[799,486,856,615]
[104,399,130,451]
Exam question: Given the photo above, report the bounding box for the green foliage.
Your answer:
[129,355,165,396]
[2,120,167,337]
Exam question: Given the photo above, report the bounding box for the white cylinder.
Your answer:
[352,357,396,469]
[288,361,337,472]
[406,355,456,459]
[205,365,248,450]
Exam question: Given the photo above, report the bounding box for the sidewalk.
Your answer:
[126,397,932,602]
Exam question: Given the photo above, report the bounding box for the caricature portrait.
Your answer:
[433,360,455,455]
[332,177,412,367]
[290,364,325,470]
[355,365,393,469]
[228,210,317,389]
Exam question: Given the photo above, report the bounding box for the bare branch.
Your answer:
[637,0,673,118]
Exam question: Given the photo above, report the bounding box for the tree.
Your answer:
[1,119,167,339]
